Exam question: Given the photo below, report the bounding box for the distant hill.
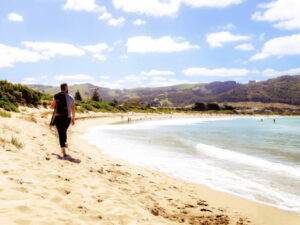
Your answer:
[28,75,300,106]
[210,75,300,105]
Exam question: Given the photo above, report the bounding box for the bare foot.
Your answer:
[61,147,66,157]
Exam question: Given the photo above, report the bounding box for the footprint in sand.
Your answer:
[51,196,63,203]
[13,187,28,193]
[15,205,33,213]
[14,219,31,225]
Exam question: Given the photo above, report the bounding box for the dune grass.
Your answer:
[0,110,11,118]
[11,136,24,149]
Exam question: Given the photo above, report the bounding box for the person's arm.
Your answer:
[51,99,56,109]
[71,104,75,125]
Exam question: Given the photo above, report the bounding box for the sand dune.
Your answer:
[0,107,299,225]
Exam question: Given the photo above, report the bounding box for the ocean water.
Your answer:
[83,117,300,214]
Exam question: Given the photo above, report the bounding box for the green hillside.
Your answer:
[27,75,300,106]
[210,75,300,105]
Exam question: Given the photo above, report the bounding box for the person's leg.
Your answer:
[64,118,71,148]
[55,117,66,156]
[60,117,71,156]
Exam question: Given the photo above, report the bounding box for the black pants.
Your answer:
[55,116,71,148]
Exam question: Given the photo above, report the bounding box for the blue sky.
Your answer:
[1,0,300,88]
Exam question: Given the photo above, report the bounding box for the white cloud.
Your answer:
[98,12,125,26]
[259,33,265,41]
[0,41,112,67]
[124,74,146,81]
[54,74,94,81]
[81,43,110,61]
[98,13,112,20]
[8,13,23,22]
[93,54,107,61]
[93,81,124,89]
[22,41,85,58]
[147,78,192,87]
[113,0,242,17]
[40,75,48,79]
[219,23,235,30]
[100,75,110,80]
[182,0,242,8]
[63,0,105,12]
[119,54,128,59]
[152,77,167,81]
[251,33,300,60]
[22,77,37,84]
[81,43,109,54]
[23,77,37,82]
[133,19,146,26]
[262,68,300,77]
[206,31,251,47]
[126,36,199,53]
[107,17,125,26]
[183,67,251,77]
[252,0,300,30]
[0,43,43,68]
[235,43,254,51]
[141,70,175,76]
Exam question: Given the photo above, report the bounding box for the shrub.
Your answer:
[206,103,220,111]
[193,102,205,111]
[0,80,44,111]
[0,110,11,118]
[0,98,19,112]
[41,93,53,101]
[11,136,24,149]
[223,105,235,110]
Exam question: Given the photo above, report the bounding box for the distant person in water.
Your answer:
[51,83,75,157]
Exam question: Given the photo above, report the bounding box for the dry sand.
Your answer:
[0,107,299,225]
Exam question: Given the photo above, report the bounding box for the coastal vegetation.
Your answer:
[0,80,51,112]
[29,75,300,106]
[1,78,299,115]
[0,109,11,118]
[10,136,24,149]
[0,80,174,113]
[75,90,82,101]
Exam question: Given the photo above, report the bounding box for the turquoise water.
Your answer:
[84,117,300,214]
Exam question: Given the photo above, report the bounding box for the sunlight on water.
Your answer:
[84,117,300,214]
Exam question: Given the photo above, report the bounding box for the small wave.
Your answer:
[92,117,236,131]
[196,143,300,178]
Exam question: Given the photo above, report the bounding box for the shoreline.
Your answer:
[81,115,300,216]
[71,113,300,225]
[1,109,299,225]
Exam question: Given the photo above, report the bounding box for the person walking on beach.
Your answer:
[51,83,75,157]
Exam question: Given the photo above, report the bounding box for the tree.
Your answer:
[224,105,234,110]
[91,88,101,102]
[113,99,118,105]
[193,102,205,111]
[206,103,220,111]
[75,90,82,101]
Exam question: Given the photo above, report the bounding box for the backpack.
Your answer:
[55,92,68,117]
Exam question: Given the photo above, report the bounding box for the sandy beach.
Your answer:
[1,107,299,225]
